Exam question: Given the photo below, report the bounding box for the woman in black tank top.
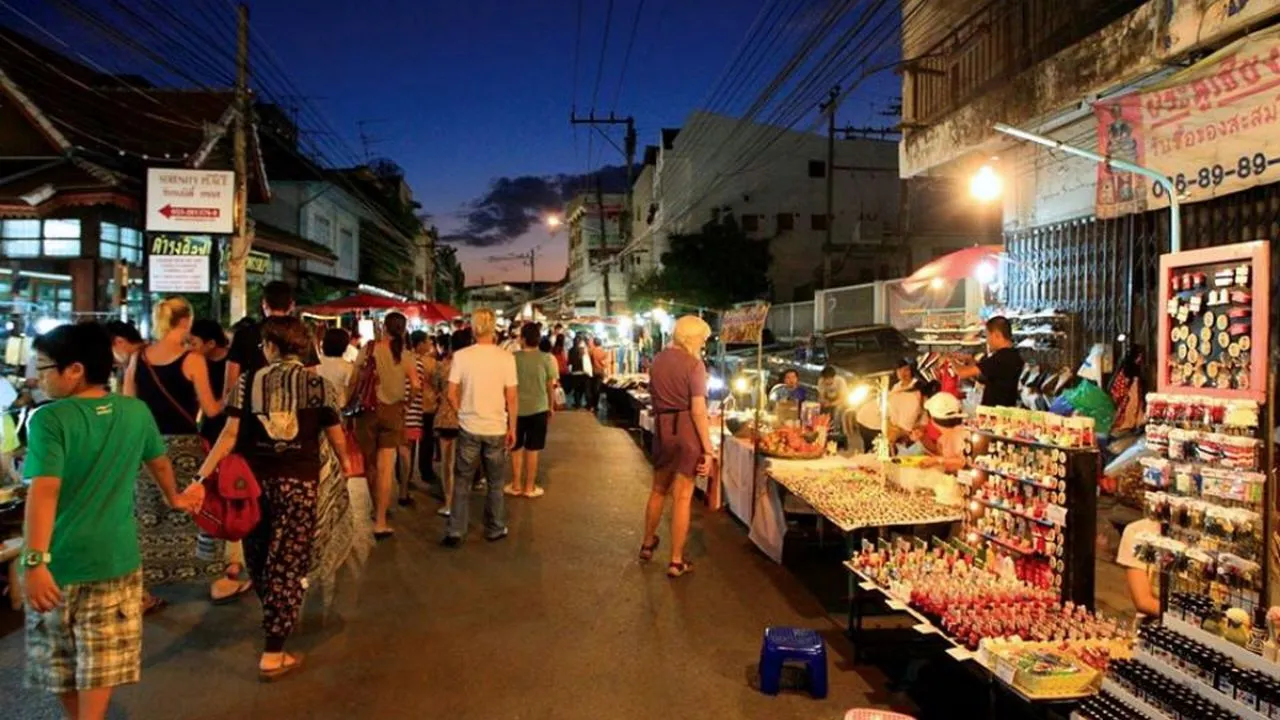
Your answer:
[124,298,226,613]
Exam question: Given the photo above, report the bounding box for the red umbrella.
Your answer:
[901,244,1003,291]
[300,293,408,315]
[405,301,461,323]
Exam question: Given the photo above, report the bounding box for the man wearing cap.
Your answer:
[913,393,968,472]
[952,315,1023,407]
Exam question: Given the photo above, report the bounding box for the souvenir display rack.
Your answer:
[963,406,1100,608]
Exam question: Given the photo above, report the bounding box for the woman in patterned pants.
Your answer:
[198,316,352,681]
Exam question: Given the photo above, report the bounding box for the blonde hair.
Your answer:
[471,308,496,338]
[672,315,711,354]
[152,297,193,338]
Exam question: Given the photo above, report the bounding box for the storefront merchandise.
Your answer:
[768,464,959,532]
[963,412,1099,605]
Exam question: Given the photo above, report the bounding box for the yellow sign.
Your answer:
[246,251,270,274]
[1096,24,1280,218]
[150,234,212,257]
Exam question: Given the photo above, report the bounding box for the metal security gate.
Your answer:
[1005,184,1280,364]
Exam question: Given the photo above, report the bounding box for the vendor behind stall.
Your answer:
[767,369,807,404]
[910,392,967,472]
[951,315,1023,407]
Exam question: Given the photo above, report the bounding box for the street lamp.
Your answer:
[969,164,1002,202]
[545,214,562,229]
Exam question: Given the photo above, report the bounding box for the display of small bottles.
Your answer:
[1077,691,1163,720]
[1107,659,1263,719]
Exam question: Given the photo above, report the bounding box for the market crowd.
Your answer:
[12,280,630,718]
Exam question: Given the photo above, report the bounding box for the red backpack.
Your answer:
[141,350,262,541]
[194,454,262,541]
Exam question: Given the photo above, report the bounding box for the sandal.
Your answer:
[667,560,693,578]
[258,652,304,683]
[143,595,168,616]
[638,536,660,562]
[524,486,545,498]
[211,578,253,605]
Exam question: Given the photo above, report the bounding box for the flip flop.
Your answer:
[258,653,304,683]
[374,529,395,541]
[667,560,694,578]
[524,487,545,498]
[211,579,253,605]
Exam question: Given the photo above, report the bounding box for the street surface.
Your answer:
[2,412,898,719]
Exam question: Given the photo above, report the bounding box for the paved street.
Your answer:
[3,412,901,720]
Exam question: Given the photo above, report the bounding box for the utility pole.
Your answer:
[594,177,612,316]
[229,3,252,321]
[569,111,635,315]
[820,85,839,289]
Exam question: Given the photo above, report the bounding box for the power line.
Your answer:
[608,0,645,113]
[589,0,615,110]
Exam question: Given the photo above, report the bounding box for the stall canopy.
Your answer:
[902,244,1003,292]
[301,294,461,323]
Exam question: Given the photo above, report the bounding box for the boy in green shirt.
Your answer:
[506,323,558,498]
[22,322,201,719]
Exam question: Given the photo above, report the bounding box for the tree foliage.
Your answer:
[434,243,466,304]
[629,217,771,311]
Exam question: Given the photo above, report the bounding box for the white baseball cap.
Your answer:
[924,392,965,421]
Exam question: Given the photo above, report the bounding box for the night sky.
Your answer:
[6,0,902,285]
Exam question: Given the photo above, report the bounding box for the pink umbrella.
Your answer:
[405,301,461,323]
[300,293,409,315]
[901,244,1004,291]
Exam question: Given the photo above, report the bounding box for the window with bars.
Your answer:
[1,219,83,258]
[99,223,144,265]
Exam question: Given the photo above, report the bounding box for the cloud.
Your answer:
[442,165,635,247]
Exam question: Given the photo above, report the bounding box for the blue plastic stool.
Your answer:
[759,627,828,698]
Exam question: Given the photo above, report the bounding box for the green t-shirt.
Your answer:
[514,350,557,417]
[24,394,167,585]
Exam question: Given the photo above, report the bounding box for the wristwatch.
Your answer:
[22,549,52,568]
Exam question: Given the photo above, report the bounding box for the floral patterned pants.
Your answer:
[244,475,318,651]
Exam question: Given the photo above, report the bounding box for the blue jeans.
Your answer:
[446,429,508,538]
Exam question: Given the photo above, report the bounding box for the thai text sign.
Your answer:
[720,303,770,345]
[1095,24,1280,219]
[145,168,234,234]
[148,234,212,293]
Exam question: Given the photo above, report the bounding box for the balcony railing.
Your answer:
[905,0,1146,128]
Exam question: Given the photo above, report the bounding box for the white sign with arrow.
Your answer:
[145,168,235,234]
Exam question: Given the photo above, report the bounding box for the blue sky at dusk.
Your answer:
[6,0,903,285]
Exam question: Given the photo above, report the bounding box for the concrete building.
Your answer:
[565,192,627,316]
[249,180,361,285]
[632,111,989,303]
[898,0,1280,348]
[461,282,530,315]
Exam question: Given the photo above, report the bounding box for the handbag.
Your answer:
[141,349,261,540]
[346,350,379,416]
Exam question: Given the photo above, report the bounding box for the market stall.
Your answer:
[1075,240,1277,720]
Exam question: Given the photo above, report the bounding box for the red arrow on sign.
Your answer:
[159,204,220,220]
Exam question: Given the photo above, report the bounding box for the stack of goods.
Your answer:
[1163,263,1255,392]
[982,640,1109,699]
[769,465,959,531]
[1137,393,1265,607]
[758,415,829,459]
[848,542,1125,651]
[973,405,1096,448]
[963,432,1075,593]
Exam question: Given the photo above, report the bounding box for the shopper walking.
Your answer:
[21,322,201,720]
[104,320,144,392]
[566,335,592,410]
[397,334,432,506]
[639,315,714,578]
[225,281,318,395]
[432,329,470,517]
[407,331,439,495]
[507,323,557,498]
[352,312,419,538]
[197,316,352,681]
[124,298,225,613]
[443,308,517,547]
[551,334,569,407]
[588,336,612,411]
[317,328,356,407]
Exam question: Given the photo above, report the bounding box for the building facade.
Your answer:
[565,192,627,316]
[898,0,1280,349]
[633,111,989,303]
[250,180,361,284]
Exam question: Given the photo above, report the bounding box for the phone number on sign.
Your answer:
[1151,153,1278,197]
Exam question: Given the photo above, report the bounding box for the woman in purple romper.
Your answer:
[638,315,714,578]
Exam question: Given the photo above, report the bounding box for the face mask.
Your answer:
[113,348,131,367]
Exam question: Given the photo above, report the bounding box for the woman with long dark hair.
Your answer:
[352,312,419,538]
[198,316,352,681]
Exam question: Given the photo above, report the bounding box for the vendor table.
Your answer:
[749,456,963,563]
[845,562,1084,720]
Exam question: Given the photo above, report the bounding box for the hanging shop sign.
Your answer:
[1095,23,1280,219]
[1155,240,1269,402]
[148,234,212,293]
[145,168,235,234]
[720,302,770,345]
[246,250,270,275]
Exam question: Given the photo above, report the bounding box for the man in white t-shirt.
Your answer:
[1116,517,1161,619]
[443,307,519,546]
